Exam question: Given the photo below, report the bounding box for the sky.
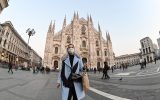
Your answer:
[1,0,160,58]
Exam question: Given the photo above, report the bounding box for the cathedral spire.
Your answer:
[73,12,77,20]
[106,31,109,47]
[106,31,108,41]
[52,20,55,35]
[48,21,52,33]
[108,32,111,42]
[77,11,79,19]
[90,15,93,25]
[62,15,66,29]
[98,23,101,33]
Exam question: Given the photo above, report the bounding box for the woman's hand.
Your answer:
[56,83,60,88]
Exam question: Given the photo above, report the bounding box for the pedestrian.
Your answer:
[94,68,96,74]
[101,62,110,79]
[57,44,85,100]
[139,59,144,70]
[122,63,125,71]
[8,61,13,74]
[111,66,114,73]
[97,67,101,74]
[105,62,110,79]
[144,60,146,68]
[101,67,106,79]
[154,57,156,64]
[33,65,36,74]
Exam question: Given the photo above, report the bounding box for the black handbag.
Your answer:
[71,73,82,82]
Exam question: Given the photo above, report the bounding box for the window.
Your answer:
[81,25,86,34]
[3,40,6,47]
[141,42,144,48]
[67,36,71,43]
[6,32,9,37]
[82,40,86,47]
[146,48,148,54]
[143,49,145,54]
[96,41,99,46]
[55,47,58,54]
[105,51,107,56]
[97,50,99,56]
[148,47,151,53]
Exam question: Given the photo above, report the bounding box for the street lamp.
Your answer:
[26,28,35,45]
[26,28,35,67]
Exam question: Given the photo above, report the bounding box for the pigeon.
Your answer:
[119,77,123,81]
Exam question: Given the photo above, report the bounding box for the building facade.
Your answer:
[115,53,140,68]
[44,13,115,69]
[157,38,160,49]
[140,37,155,63]
[0,0,9,15]
[30,49,42,67]
[0,21,42,67]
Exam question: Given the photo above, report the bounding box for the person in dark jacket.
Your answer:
[8,61,13,74]
[102,62,110,79]
[154,58,157,64]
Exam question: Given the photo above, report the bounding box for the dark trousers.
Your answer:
[68,83,77,100]
[8,68,13,74]
[102,72,110,79]
[102,73,105,79]
[105,72,110,79]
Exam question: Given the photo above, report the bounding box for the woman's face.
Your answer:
[67,44,75,55]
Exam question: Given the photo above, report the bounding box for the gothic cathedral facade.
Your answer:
[43,13,115,69]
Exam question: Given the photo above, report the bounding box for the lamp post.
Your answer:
[26,28,35,67]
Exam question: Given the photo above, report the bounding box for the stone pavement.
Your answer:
[0,68,95,100]
[87,60,160,100]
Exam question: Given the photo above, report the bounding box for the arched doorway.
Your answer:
[53,60,58,70]
[82,58,87,64]
[150,57,152,62]
[97,62,100,68]
[147,56,149,63]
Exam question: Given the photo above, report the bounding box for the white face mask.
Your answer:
[68,48,75,55]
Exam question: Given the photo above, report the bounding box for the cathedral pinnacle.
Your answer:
[77,11,79,19]
[48,20,52,33]
[108,32,111,41]
[90,15,93,24]
[52,20,55,34]
[73,12,77,20]
[98,23,101,33]
[62,15,66,29]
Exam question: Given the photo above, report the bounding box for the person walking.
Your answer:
[57,44,85,100]
[101,62,110,79]
[94,68,96,74]
[101,66,106,79]
[144,60,146,68]
[8,61,13,74]
[105,62,110,79]
[111,66,114,73]
[154,57,157,64]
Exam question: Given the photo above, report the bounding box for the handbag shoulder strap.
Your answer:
[72,62,78,73]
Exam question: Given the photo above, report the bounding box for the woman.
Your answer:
[57,44,85,100]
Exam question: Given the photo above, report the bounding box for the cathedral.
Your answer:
[43,13,115,69]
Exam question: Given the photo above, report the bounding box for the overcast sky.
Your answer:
[1,0,160,58]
